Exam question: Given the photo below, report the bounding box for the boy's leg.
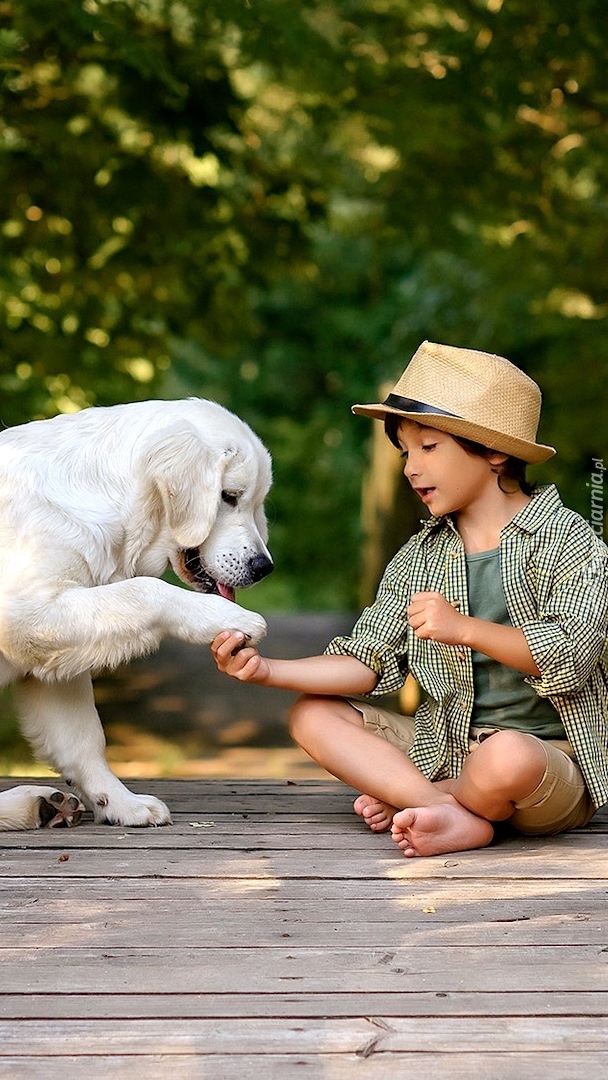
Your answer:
[346,700,418,830]
[391,729,549,857]
[289,695,494,854]
[289,694,437,806]
[445,729,548,820]
[456,730,594,835]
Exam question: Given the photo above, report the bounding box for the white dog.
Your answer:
[0,398,273,829]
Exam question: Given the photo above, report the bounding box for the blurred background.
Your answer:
[0,0,606,777]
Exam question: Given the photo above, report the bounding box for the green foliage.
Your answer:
[1,0,606,608]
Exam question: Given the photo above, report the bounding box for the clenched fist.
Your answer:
[407,591,465,646]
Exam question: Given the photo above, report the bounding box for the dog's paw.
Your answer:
[95,792,172,828]
[230,607,267,645]
[0,786,84,831]
[38,790,85,828]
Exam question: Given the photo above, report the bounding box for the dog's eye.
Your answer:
[221,491,239,507]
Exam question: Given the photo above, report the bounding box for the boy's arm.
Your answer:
[211,631,379,694]
[408,592,541,677]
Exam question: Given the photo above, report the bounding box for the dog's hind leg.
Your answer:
[0,786,84,830]
[13,674,172,827]
[0,657,86,830]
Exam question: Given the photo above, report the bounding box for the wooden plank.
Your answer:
[0,900,606,948]
[0,842,606,878]
[2,888,608,914]
[0,945,606,993]
[2,1053,608,1080]
[2,1015,608,1054]
[2,886,606,915]
[0,824,443,850]
[1,820,606,848]
[2,990,608,1020]
[1,876,605,902]
[1,922,605,949]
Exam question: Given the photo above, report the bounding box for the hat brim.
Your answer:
[351,403,556,465]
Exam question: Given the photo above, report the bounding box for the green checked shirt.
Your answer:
[325,485,608,808]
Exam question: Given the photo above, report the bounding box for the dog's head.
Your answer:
[145,401,273,597]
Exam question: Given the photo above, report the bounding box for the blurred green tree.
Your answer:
[0,0,606,608]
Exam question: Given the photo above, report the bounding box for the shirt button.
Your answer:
[450,551,459,558]
[456,650,467,660]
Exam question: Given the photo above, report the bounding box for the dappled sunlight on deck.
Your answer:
[0,778,606,1077]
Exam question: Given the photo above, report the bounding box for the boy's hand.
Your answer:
[210,631,272,683]
[407,591,464,646]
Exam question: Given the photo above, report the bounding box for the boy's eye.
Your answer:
[422,443,437,452]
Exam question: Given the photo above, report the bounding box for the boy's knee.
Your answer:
[288,694,357,746]
[288,695,322,744]
[476,729,547,789]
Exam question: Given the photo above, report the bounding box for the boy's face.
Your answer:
[396,419,506,520]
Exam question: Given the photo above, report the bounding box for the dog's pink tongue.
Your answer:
[218,583,235,602]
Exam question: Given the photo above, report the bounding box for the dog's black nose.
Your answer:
[249,553,274,582]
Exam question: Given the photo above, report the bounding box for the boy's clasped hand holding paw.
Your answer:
[211,631,270,683]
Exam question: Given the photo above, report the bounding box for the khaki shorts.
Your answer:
[349,698,596,836]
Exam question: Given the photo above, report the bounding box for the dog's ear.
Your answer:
[145,422,227,547]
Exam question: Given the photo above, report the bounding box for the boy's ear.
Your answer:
[487,451,509,466]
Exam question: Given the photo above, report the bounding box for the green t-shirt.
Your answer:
[466,548,566,738]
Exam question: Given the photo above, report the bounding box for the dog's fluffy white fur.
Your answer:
[0,398,273,829]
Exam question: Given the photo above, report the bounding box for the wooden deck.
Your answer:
[0,777,607,1079]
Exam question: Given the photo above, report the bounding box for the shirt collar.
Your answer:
[503,484,562,534]
[416,484,562,539]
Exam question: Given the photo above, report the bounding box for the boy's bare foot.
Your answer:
[391,799,494,857]
[353,793,399,832]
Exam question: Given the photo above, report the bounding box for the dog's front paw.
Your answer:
[231,607,267,645]
[95,791,172,828]
[0,786,84,831]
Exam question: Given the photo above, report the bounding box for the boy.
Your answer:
[211,342,608,857]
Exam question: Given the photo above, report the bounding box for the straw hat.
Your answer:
[352,341,555,464]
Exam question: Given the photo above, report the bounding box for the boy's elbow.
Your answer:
[526,623,605,695]
[360,667,380,694]
[533,654,599,696]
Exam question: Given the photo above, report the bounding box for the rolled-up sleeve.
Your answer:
[523,549,608,696]
[324,545,412,696]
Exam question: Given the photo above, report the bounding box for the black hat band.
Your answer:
[383,394,461,419]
